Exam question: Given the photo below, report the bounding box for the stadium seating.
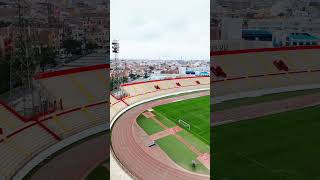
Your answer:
[0,104,24,135]
[0,64,108,180]
[211,46,320,100]
[0,124,57,179]
[110,76,210,121]
[212,47,320,78]
[43,102,107,138]
[110,95,127,121]
[34,64,108,109]
[121,77,209,105]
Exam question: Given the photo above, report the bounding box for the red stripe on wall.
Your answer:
[211,46,320,57]
[34,64,109,80]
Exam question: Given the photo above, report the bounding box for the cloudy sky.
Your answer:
[111,0,209,60]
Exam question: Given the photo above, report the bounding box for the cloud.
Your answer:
[111,0,209,60]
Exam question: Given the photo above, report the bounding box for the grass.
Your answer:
[136,114,164,135]
[153,111,176,128]
[154,96,210,144]
[86,159,109,180]
[156,135,209,175]
[213,88,320,112]
[212,105,320,180]
[136,95,210,175]
[177,130,209,153]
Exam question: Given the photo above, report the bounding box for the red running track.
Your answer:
[30,132,109,180]
[111,92,210,180]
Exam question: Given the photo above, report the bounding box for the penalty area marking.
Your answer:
[145,114,211,169]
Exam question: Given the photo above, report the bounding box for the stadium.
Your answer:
[0,63,109,180]
[211,46,320,179]
[110,76,210,179]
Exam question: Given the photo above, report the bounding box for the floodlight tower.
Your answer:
[112,39,120,90]
[112,40,119,65]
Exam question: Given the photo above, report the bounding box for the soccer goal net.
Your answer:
[178,119,190,130]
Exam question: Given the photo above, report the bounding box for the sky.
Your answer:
[111,0,209,60]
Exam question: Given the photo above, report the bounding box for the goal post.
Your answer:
[178,119,190,130]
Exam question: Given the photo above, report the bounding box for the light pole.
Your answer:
[112,40,120,91]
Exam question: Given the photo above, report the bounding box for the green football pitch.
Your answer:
[212,105,320,180]
[136,95,210,174]
[154,95,210,145]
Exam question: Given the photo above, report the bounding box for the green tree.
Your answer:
[62,39,82,55]
[121,76,128,83]
[0,55,10,94]
[39,47,57,70]
[144,72,149,79]
[86,42,99,50]
[129,73,136,80]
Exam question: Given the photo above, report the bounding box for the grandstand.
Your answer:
[212,46,320,102]
[110,76,210,179]
[121,77,208,105]
[0,64,108,180]
[110,76,210,121]
[211,46,320,180]
[34,64,108,109]
[0,102,25,134]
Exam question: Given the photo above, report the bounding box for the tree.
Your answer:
[129,73,140,80]
[0,21,11,28]
[62,39,82,55]
[110,79,114,91]
[144,72,149,79]
[39,47,57,70]
[129,73,135,79]
[121,76,128,83]
[86,42,99,50]
[0,55,10,94]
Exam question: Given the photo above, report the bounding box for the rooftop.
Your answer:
[288,33,320,40]
[242,29,272,35]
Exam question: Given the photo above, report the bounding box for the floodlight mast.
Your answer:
[112,39,120,91]
[112,39,119,70]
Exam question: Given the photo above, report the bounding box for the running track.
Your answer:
[111,92,210,180]
[212,92,320,126]
[30,132,109,180]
